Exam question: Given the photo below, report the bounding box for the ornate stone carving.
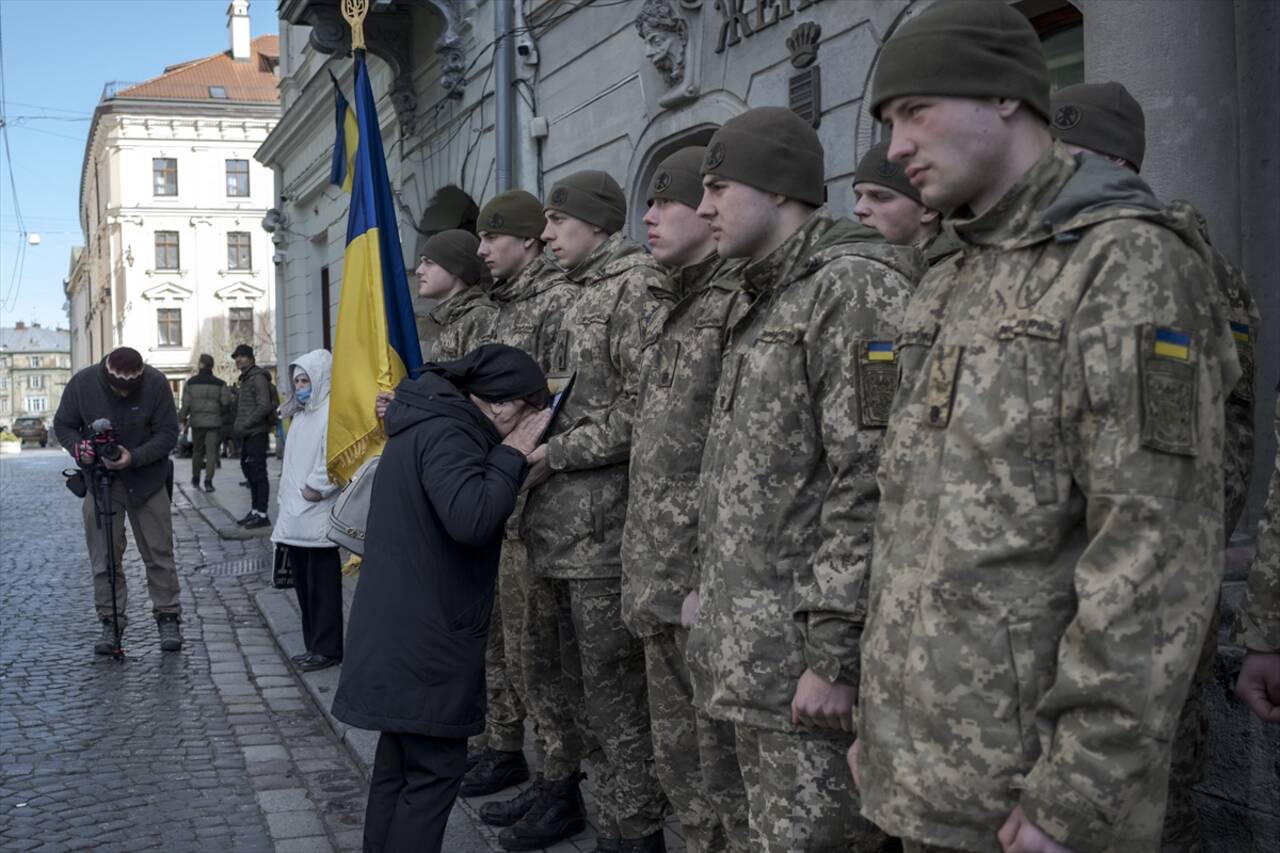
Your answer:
[635,0,700,109]
[786,21,821,68]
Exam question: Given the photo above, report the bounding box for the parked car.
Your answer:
[12,417,48,447]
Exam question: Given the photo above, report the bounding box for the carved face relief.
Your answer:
[635,0,688,88]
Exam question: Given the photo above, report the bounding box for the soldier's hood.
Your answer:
[427,285,494,327]
[807,215,928,285]
[569,232,665,284]
[1037,152,1162,232]
[489,255,572,305]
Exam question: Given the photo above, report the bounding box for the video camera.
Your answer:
[63,418,123,498]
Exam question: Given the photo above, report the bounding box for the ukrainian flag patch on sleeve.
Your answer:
[865,341,896,362]
[1153,327,1191,361]
[1230,321,1251,344]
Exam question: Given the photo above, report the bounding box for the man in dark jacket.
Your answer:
[231,344,273,528]
[178,353,230,492]
[332,345,552,853]
[53,346,183,654]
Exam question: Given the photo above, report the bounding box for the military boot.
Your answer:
[156,613,183,652]
[497,772,586,851]
[460,748,530,797]
[618,831,666,853]
[480,775,543,827]
[94,618,122,655]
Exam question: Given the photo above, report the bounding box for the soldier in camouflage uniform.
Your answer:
[417,229,496,363]
[855,5,1238,852]
[853,142,958,269]
[461,191,585,800]
[513,170,674,853]
[1235,394,1280,723]
[687,107,922,853]
[622,146,751,853]
[1050,80,1261,853]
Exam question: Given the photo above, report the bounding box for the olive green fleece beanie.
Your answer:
[422,229,486,286]
[1051,82,1146,171]
[478,190,546,239]
[853,142,922,203]
[545,170,627,234]
[870,0,1051,124]
[701,107,825,206]
[648,146,708,209]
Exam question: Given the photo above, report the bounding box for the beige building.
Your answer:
[0,322,72,432]
[68,0,281,400]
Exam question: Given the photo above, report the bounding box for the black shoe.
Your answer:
[617,832,666,853]
[595,839,622,853]
[291,652,310,664]
[461,749,530,797]
[94,618,122,655]
[203,480,215,492]
[191,477,200,488]
[156,614,183,652]
[297,653,341,672]
[242,513,271,530]
[497,773,586,851]
[235,511,256,526]
[239,480,250,487]
[480,776,543,827]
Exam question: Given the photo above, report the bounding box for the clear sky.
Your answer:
[0,0,280,331]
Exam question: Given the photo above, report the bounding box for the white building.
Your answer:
[68,0,281,397]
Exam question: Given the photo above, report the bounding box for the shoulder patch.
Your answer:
[1139,324,1198,456]
[856,341,898,428]
[1230,321,1255,403]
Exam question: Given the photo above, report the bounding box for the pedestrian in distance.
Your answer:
[52,346,184,655]
[270,349,344,673]
[177,353,231,492]
[332,344,553,853]
[231,344,275,529]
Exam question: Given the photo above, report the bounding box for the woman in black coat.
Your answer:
[332,345,552,853]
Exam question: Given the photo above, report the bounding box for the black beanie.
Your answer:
[422,229,486,286]
[853,142,922,204]
[478,190,546,239]
[870,0,1051,124]
[103,347,145,392]
[701,107,825,207]
[545,170,627,234]
[1051,82,1146,171]
[648,146,708,209]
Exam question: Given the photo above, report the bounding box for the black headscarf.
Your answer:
[419,344,547,403]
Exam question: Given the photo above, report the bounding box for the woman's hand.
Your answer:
[375,391,395,420]
[503,408,553,456]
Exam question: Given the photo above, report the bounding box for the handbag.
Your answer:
[272,544,294,589]
[326,455,380,556]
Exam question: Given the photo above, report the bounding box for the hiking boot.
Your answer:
[461,749,530,797]
[94,618,122,655]
[497,773,586,851]
[242,512,272,530]
[618,832,666,853]
[480,775,544,827]
[203,480,215,492]
[156,614,183,652]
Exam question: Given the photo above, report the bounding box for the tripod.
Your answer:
[91,466,125,660]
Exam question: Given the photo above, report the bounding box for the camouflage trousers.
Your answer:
[552,576,667,839]
[643,627,750,852]
[735,724,889,853]
[478,541,530,753]
[519,564,590,780]
[1160,591,1219,853]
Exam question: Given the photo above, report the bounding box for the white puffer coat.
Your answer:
[271,349,340,548]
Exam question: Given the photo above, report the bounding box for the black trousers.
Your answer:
[240,432,270,512]
[364,731,467,853]
[290,545,344,659]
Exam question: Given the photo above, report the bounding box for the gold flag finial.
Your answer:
[342,0,370,51]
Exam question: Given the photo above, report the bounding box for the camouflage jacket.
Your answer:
[685,208,923,731]
[489,255,581,539]
[521,233,674,578]
[620,252,749,636]
[921,225,963,267]
[424,285,497,363]
[1234,394,1280,652]
[858,145,1237,853]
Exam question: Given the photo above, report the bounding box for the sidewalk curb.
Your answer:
[176,479,270,541]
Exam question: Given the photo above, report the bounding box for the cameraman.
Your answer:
[53,346,183,654]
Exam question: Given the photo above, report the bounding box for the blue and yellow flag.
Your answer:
[328,69,357,192]
[327,51,423,485]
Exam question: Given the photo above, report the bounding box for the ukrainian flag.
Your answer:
[328,70,357,193]
[326,51,423,485]
[866,341,896,362]
[1154,327,1191,361]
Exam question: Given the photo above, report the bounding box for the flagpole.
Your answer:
[341,0,369,52]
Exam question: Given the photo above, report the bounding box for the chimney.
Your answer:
[14,321,25,330]
[31,322,41,329]
[228,0,251,61]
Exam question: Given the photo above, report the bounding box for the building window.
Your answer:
[0,396,7,411]
[28,356,41,368]
[226,159,250,197]
[155,231,180,270]
[1028,5,1084,91]
[227,232,252,270]
[25,397,47,413]
[157,308,183,347]
[153,157,178,196]
[209,86,228,99]
[28,375,44,390]
[0,377,8,390]
[229,307,254,345]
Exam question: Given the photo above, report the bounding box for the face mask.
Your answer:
[295,387,312,405]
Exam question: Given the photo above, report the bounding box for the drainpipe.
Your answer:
[494,0,515,193]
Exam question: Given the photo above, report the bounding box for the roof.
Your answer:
[112,35,280,104]
[0,326,70,354]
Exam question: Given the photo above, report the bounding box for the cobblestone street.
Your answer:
[0,450,369,852]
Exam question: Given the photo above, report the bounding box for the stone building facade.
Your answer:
[0,322,72,430]
[258,1,1278,845]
